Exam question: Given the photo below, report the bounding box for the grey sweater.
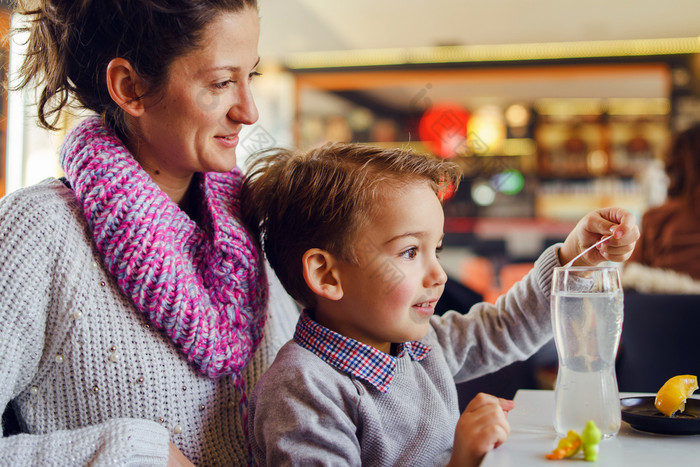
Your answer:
[0,179,299,466]
[249,244,559,467]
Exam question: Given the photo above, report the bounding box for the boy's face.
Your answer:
[328,181,447,354]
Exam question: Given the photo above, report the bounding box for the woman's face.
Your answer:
[131,8,260,186]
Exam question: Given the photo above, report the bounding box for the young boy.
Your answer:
[241,143,638,467]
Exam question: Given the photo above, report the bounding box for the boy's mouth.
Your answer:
[412,297,439,311]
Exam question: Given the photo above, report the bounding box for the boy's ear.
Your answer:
[105,58,147,117]
[302,248,343,301]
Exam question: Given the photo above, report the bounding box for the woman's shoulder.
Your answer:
[1,178,78,214]
[0,178,88,249]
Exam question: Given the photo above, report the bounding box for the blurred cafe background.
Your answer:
[1,0,700,303]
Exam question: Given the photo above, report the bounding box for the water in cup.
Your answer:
[551,267,623,439]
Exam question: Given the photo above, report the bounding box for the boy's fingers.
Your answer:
[498,398,515,413]
[464,392,494,408]
[465,393,505,413]
[588,208,639,244]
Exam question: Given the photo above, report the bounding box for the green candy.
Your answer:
[581,420,602,462]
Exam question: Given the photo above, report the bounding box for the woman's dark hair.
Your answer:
[665,124,700,210]
[12,0,257,136]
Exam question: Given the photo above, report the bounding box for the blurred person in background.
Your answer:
[628,124,700,281]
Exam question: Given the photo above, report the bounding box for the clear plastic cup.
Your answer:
[551,266,624,438]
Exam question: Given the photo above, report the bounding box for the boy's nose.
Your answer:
[426,260,448,287]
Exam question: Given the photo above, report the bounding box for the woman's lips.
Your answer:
[215,134,240,148]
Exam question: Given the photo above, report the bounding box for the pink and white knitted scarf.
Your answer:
[59,116,268,380]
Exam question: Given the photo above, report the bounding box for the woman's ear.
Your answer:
[106,58,147,117]
[302,248,343,301]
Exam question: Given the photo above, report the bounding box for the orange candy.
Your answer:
[545,430,581,460]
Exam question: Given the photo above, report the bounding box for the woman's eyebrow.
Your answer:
[205,57,261,73]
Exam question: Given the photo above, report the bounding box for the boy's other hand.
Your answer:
[446,392,514,467]
[559,207,639,267]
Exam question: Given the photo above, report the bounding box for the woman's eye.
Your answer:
[400,247,418,260]
[436,245,443,258]
[213,80,234,90]
[249,71,262,81]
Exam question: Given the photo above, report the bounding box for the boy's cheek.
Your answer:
[386,278,422,308]
[370,259,408,295]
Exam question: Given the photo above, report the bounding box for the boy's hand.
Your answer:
[446,393,514,467]
[559,207,639,267]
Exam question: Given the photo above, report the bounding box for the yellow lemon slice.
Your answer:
[654,375,698,417]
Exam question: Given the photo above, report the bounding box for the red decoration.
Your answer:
[418,103,470,159]
[439,181,457,201]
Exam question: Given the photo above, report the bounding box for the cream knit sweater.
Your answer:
[0,179,299,466]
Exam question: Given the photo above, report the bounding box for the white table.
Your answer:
[482,389,700,466]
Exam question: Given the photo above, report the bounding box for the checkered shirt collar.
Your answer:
[293,310,431,393]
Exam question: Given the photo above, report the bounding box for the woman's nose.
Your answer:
[229,84,259,125]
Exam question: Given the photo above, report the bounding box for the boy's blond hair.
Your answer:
[241,143,462,308]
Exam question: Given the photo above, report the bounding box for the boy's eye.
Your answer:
[436,245,443,257]
[400,247,418,260]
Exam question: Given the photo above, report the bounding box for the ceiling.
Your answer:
[256,1,700,114]
[297,65,672,116]
[258,0,700,60]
